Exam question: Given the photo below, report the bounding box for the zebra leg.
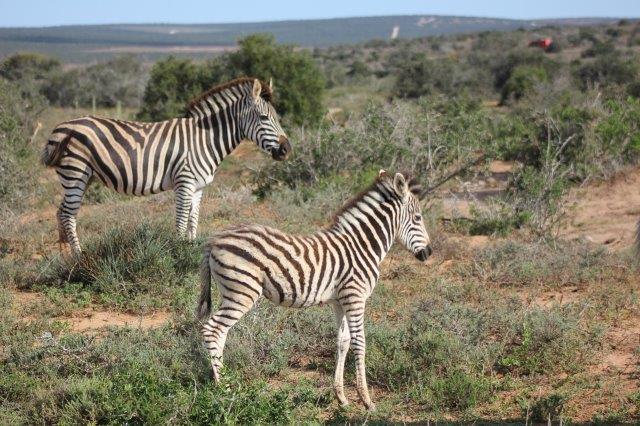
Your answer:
[174,184,195,238]
[343,299,375,410]
[201,298,255,382]
[55,164,92,255]
[331,303,351,406]
[187,189,203,241]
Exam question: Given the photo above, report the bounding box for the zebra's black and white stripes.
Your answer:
[42,77,290,254]
[197,170,432,409]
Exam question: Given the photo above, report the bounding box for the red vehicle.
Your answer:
[529,38,553,49]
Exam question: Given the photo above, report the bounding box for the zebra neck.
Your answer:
[191,99,243,161]
[328,193,400,264]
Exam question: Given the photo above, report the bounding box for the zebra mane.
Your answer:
[330,172,423,225]
[186,77,273,114]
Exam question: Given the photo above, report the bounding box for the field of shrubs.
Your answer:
[1,21,639,423]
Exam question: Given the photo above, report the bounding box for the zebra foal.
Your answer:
[41,77,290,254]
[197,170,432,410]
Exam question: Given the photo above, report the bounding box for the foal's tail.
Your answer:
[196,244,213,321]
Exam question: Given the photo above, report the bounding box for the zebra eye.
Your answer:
[259,114,269,121]
[414,214,421,222]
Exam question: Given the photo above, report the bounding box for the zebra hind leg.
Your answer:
[56,165,92,256]
[343,299,375,410]
[187,189,203,241]
[201,297,257,382]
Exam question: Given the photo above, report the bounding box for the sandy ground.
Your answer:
[561,168,640,249]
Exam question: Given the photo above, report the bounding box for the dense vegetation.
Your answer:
[1,20,639,423]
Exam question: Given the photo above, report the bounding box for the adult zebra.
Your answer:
[41,77,290,254]
[197,170,432,410]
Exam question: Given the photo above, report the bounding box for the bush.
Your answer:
[574,53,638,90]
[138,34,325,125]
[0,78,44,214]
[226,34,325,126]
[253,97,491,194]
[136,56,207,121]
[45,55,147,108]
[500,65,548,103]
[36,221,201,312]
[492,51,556,92]
[0,53,61,100]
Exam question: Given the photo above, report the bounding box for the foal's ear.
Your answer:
[251,79,262,103]
[393,172,408,197]
[268,78,274,91]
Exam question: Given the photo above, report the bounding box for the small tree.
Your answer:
[226,34,325,126]
[136,56,209,121]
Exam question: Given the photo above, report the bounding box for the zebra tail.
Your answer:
[196,244,213,321]
[41,134,71,167]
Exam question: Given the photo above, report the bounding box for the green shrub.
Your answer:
[227,34,325,126]
[492,51,556,92]
[392,54,460,98]
[0,78,44,214]
[574,53,638,89]
[36,221,201,312]
[45,55,146,108]
[254,97,491,194]
[136,56,208,121]
[500,65,548,103]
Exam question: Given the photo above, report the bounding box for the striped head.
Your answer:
[390,171,433,262]
[241,79,291,161]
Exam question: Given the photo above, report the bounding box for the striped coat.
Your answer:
[197,171,432,410]
[42,77,290,254]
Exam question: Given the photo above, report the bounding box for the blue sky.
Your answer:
[1,0,639,27]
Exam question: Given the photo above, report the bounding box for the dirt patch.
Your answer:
[10,289,170,333]
[66,309,170,333]
[528,286,583,308]
[561,168,640,250]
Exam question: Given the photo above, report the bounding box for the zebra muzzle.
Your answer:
[415,245,432,262]
[272,136,291,160]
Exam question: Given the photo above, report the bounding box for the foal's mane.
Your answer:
[329,172,422,226]
[185,77,273,112]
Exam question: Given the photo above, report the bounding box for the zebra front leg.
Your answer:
[174,184,195,238]
[331,302,351,406]
[187,189,203,241]
[343,298,375,410]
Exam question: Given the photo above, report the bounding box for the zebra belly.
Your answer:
[262,276,337,308]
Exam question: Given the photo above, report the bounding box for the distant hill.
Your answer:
[0,15,625,63]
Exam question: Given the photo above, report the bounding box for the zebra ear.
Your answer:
[252,79,262,102]
[393,173,407,197]
[269,78,274,91]
[378,169,387,178]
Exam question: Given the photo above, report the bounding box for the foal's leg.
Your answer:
[201,293,259,382]
[331,302,351,406]
[342,297,374,410]
[187,189,203,241]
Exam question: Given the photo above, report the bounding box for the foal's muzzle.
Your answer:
[415,245,433,262]
[272,136,291,161]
